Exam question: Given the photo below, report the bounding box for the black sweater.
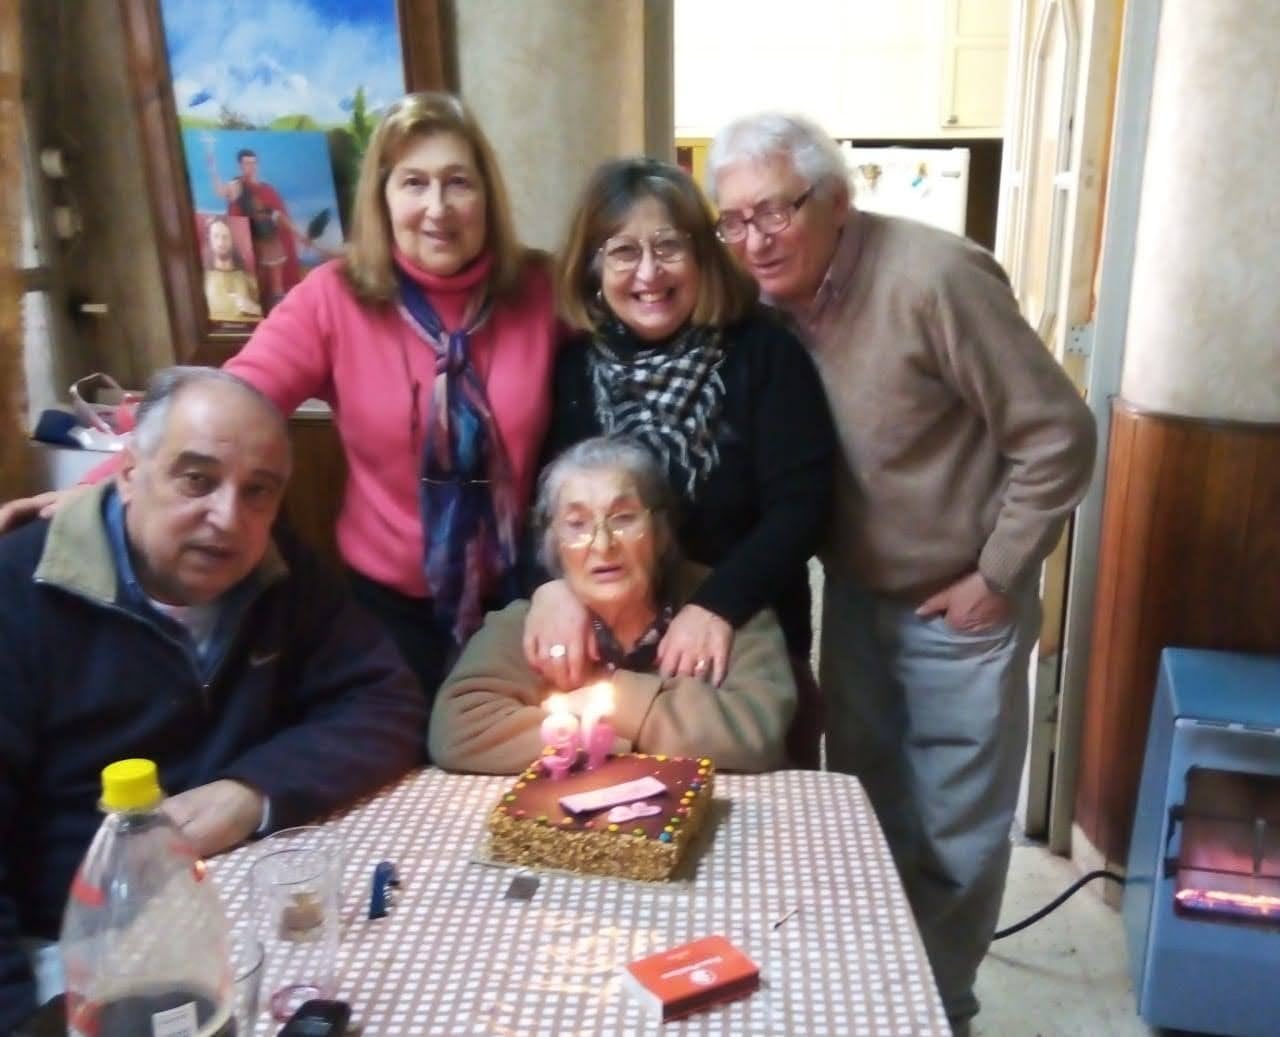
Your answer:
[543,309,836,655]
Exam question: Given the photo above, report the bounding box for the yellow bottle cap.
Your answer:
[101,759,164,812]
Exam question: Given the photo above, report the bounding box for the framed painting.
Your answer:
[119,0,453,364]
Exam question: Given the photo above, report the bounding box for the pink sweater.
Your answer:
[226,254,559,598]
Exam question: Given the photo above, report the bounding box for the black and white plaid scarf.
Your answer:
[588,318,726,498]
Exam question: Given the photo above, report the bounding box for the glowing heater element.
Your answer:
[1174,887,1280,922]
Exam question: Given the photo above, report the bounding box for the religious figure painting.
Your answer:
[161,0,404,266]
[184,128,345,313]
[195,212,263,327]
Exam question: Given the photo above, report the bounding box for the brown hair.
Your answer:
[343,92,529,304]
[556,158,758,333]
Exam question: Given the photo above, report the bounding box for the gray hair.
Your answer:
[707,112,850,203]
[534,436,680,580]
[132,366,289,460]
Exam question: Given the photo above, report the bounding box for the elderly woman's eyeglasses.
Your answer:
[598,232,690,274]
[554,509,650,549]
[715,187,814,244]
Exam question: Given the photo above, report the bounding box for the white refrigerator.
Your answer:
[840,144,970,237]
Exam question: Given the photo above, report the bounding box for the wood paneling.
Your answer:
[282,414,346,574]
[1075,401,1280,868]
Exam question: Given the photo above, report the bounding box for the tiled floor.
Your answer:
[973,842,1155,1037]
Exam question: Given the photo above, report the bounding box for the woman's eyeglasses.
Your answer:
[554,509,650,549]
[715,187,813,243]
[598,232,691,273]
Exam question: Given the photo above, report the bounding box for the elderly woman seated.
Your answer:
[428,436,797,773]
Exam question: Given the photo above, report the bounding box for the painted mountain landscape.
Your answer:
[161,0,405,232]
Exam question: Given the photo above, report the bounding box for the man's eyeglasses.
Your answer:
[598,232,691,273]
[715,187,813,244]
[554,509,650,549]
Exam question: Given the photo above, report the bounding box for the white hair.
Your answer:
[533,436,680,580]
[132,366,288,459]
[707,112,850,203]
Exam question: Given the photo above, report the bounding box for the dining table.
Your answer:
[212,767,950,1036]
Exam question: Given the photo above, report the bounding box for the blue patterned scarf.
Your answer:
[397,267,520,644]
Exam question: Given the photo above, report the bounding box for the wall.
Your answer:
[2,0,29,498]
[455,0,673,252]
[675,0,1011,140]
[1119,0,1280,421]
[22,0,174,401]
[1074,0,1280,872]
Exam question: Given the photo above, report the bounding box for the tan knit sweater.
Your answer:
[794,209,1096,599]
[428,564,797,774]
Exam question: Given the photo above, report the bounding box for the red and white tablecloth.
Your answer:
[213,768,949,1036]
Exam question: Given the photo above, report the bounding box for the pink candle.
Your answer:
[541,751,574,781]
[540,693,580,777]
[582,683,616,771]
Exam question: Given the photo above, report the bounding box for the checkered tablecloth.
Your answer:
[212,768,949,1036]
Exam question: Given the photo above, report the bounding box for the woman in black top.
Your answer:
[524,158,835,764]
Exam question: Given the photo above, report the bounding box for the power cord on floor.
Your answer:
[992,869,1125,940]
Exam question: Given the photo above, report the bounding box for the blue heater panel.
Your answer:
[1123,648,1280,1037]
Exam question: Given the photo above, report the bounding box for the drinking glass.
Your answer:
[258,825,346,897]
[228,930,265,1036]
[250,846,340,1022]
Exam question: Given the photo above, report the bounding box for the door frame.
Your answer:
[995,0,1124,837]
[1051,0,1163,854]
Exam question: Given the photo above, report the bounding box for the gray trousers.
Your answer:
[820,567,1040,1024]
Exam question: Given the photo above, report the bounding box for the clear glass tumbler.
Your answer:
[250,846,339,1022]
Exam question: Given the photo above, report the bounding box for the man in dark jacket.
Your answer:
[0,367,427,1031]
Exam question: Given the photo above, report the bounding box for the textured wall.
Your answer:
[1121,0,1280,421]
[455,0,670,252]
[22,0,173,401]
[2,0,31,494]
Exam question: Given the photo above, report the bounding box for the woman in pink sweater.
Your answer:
[2,94,559,712]
[224,93,559,704]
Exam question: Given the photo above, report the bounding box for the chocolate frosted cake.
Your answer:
[488,753,715,881]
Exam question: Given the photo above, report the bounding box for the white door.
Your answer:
[994,0,1122,840]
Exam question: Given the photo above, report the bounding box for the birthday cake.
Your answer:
[488,753,715,881]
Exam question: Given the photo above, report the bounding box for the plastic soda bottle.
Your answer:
[59,759,235,1036]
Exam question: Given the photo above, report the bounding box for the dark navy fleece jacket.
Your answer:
[0,484,427,1030]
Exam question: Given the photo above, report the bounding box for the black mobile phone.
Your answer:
[277,998,352,1036]
[12,994,66,1037]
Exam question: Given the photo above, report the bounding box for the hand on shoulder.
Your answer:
[0,488,81,535]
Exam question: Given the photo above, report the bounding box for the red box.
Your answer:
[621,935,760,1022]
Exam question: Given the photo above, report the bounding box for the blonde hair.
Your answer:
[343,92,529,304]
[556,158,758,334]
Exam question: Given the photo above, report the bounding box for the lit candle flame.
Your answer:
[580,682,614,733]
[544,692,571,716]
[590,681,615,714]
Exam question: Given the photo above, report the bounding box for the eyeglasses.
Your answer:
[598,232,691,273]
[715,187,814,243]
[554,509,650,549]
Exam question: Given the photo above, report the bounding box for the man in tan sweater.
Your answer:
[709,112,1096,1034]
